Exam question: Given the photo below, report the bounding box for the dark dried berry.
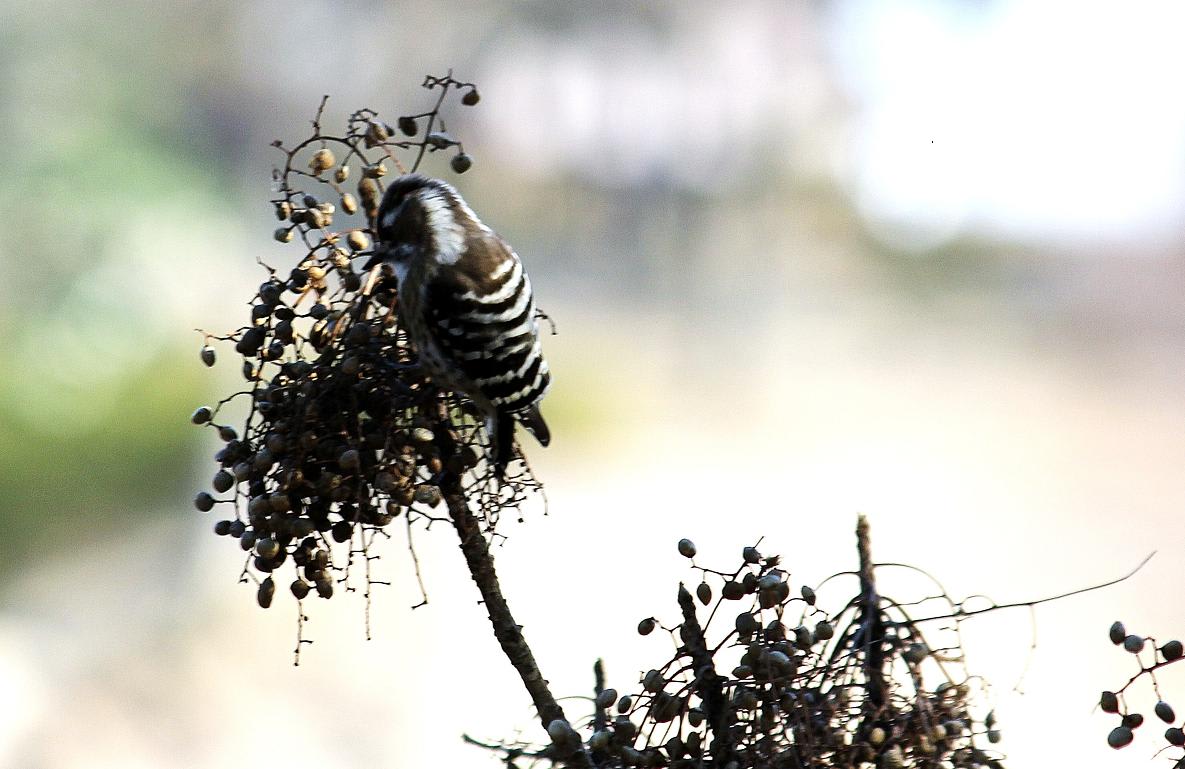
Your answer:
[1124,635,1146,654]
[735,612,758,635]
[461,87,480,106]
[1123,713,1144,729]
[213,520,232,536]
[397,116,417,136]
[638,618,656,636]
[1108,726,1133,749]
[259,280,283,304]
[1163,640,1184,661]
[236,327,265,355]
[1166,727,1185,746]
[212,470,234,493]
[902,642,928,664]
[291,579,311,600]
[191,407,212,424]
[742,546,761,564]
[200,346,216,366]
[677,538,696,558]
[331,520,352,542]
[652,696,686,723]
[1156,701,1175,723]
[257,577,275,609]
[194,492,215,512]
[696,582,711,605]
[450,152,472,174]
[1101,691,1119,713]
[722,581,745,600]
[255,537,280,559]
[1110,621,1127,645]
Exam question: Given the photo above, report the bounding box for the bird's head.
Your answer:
[363,174,460,271]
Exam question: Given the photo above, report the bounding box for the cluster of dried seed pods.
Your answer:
[191,74,540,650]
[1101,619,1185,761]
[477,521,1007,768]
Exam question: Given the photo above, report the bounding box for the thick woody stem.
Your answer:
[443,484,594,768]
[856,514,887,708]
[445,488,564,725]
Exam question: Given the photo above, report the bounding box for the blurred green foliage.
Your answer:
[0,4,242,576]
[0,349,204,572]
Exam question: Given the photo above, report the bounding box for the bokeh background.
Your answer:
[2,1,1184,766]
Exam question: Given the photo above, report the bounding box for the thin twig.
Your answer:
[907,551,1156,625]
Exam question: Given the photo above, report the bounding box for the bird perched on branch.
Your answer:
[364,174,551,478]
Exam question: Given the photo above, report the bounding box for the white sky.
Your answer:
[832,0,1185,244]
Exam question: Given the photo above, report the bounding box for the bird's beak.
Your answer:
[361,245,387,271]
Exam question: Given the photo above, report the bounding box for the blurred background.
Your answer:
[2,0,1184,766]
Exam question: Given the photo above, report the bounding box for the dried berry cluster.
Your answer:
[191,73,540,640]
[476,518,1006,769]
[1099,619,1185,761]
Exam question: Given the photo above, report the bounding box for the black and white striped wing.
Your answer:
[423,249,551,419]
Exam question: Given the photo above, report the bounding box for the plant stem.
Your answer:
[856,514,887,708]
[444,486,594,768]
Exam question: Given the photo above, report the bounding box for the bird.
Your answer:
[363,174,551,479]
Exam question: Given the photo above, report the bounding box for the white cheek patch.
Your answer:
[419,190,466,264]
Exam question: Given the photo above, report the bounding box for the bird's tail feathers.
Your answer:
[487,406,549,482]
[516,405,550,447]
